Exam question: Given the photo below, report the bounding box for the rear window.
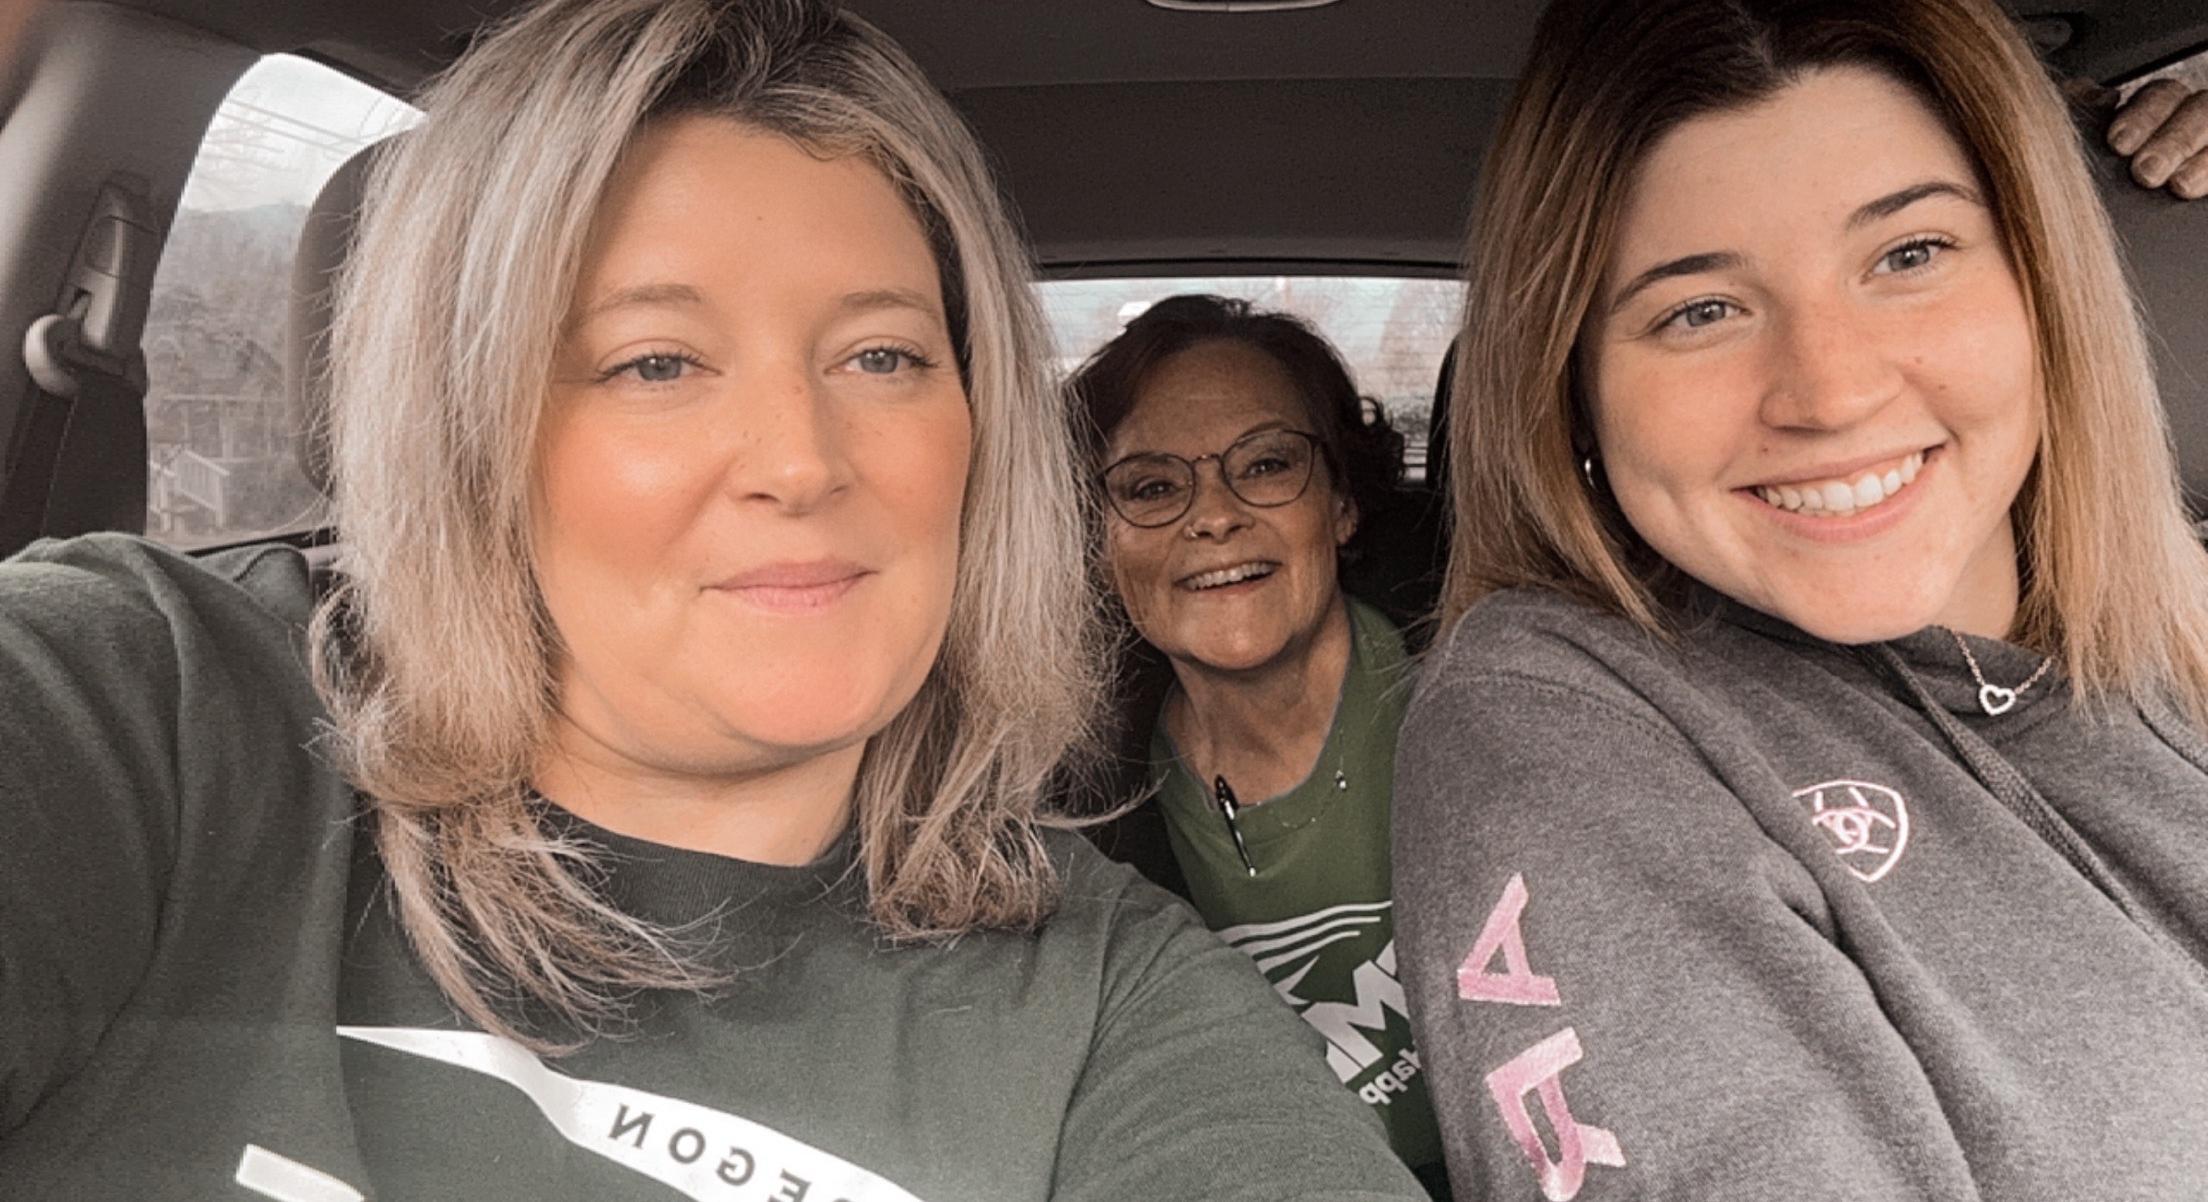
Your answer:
[143,55,421,548]
[1039,276,1464,482]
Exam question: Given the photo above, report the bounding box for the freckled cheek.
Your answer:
[856,401,973,564]
[535,410,724,578]
[1908,277,2040,430]
[1591,365,1732,509]
[1282,501,1344,592]
[1106,527,1173,633]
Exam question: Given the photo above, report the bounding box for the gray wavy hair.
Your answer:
[312,0,1101,1052]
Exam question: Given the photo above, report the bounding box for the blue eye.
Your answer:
[1877,238,1950,275]
[850,346,935,375]
[633,355,686,382]
[1660,298,1736,333]
[599,352,701,384]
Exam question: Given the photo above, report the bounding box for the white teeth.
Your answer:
[1184,562,1276,590]
[1756,451,1925,518]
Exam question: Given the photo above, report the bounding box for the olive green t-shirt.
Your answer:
[1150,597,1441,1174]
[0,534,1426,1201]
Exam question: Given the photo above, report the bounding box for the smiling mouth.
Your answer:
[1752,449,1929,518]
[1179,561,1278,591]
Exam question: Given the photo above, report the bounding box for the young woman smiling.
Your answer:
[1391,0,2208,1198]
[0,3,1424,1198]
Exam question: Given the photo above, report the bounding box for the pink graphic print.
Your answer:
[1457,873,1562,1007]
[1485,1028,1627,1201]
[1794,779,1910,883]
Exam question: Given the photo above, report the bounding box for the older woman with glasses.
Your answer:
[1070,294,1449,1196]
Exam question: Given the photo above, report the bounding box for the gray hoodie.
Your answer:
[1392,586,2208,1201]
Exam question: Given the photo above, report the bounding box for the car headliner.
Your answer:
[96,0,2208,272]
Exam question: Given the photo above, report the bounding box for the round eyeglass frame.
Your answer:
[1098,428,1323,528]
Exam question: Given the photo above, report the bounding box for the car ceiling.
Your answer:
[95,0,2208,270]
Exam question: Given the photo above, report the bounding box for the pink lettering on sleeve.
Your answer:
[1485,1027,1626,1201]
[1457,873,1562,1007]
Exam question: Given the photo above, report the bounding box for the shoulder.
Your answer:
[1394,590,1761,855]
[1414,586,1689,736]
[1345,593,1411,670]
[1037,827,1239,1000]
[0,534,324,761]
[1431,586,1657,677]
[4,533,316,638]
[1045,825,1196,928]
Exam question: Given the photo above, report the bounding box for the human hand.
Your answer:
[2104,78,2208,199]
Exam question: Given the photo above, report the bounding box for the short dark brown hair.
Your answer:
[1069,293,1405,555]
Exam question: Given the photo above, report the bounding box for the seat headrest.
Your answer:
[2098,152,2208,512]
[284,139,389,500]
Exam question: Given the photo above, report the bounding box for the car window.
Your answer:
[1040,276,1463,482]
[143,55,421,549]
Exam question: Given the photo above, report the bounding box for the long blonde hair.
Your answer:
[1445,0,2208,727]
[313,0,1101,1051]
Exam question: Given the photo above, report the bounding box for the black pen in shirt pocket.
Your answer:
[1213,775,1257,877]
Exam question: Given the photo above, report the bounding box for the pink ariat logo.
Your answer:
[1794,779,1910,883]
[1456,874,1627,1200]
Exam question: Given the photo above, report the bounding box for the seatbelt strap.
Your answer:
[1,176,156,552]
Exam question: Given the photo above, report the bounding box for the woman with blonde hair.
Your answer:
[1390,0,2208,1197]
[0,1,1424,1197]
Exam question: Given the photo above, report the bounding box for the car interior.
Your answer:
[0,0,2203,628]
[0,5,2204,1195]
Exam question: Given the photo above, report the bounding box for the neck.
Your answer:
[531,727,860,866]
[1164,594,1354,804]
[1939,516,2023,641]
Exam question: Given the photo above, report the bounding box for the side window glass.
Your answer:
[144,55,420,548]
[1040,277,1464,483]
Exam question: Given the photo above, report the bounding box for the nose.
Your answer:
[727,359,852,513]
[1180,461,1254,541]
[1757,303,1905,432]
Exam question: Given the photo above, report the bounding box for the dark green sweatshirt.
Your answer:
[0,534,1425,1201]
[1393,586,2208,1201]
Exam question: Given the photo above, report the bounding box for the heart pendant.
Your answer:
[1978,683,2017,716]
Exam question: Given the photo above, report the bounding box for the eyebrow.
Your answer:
[1845,179,1983,230]
[1606,252,1745,316]
[1605,179,1986,317]
[571,282,704,327]
[838,287,944,323]
[1111,418,1297,464]
[568,283,944,333]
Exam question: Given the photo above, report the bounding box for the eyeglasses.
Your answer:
[1099,428,1321,528]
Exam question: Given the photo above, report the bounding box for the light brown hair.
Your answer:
[1445,0,2208,726]
[313,0,1101,1051]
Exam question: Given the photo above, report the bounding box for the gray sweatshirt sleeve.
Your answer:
[1392,660,1983,1201]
